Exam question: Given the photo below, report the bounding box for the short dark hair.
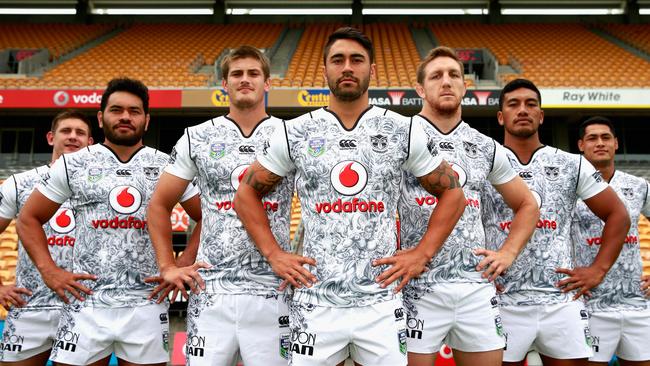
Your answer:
[51,109,92,136]
[499,78,542,111]
[323,27,374,65]
[578,116,616,139]
[417,46,465,85]
[100,77,149,114]
[221,45,270,80]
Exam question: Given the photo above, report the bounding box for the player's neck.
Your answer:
[595,162,616,182]
[504,133,543,164]
[419,105,462,134]
[227,106,268,136]
[50,152,61,166]
[103,140,144,162]
[328,93,370,129]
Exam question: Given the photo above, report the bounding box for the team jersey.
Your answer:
[0,166,75,310]
[37,144,197,308]
[165,116,295,297]
[572,170,650,312]
[482,145,608,306]
[399,117,516,293]
[258,106,442,308]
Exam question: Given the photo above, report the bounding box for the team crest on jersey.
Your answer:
[209,142,226,159]
[169,147,178,165]
[143,167,160,181]
[621,187,634,200]
[426,138,438,157]
[307,137,326,157]
[87,167,103,183]
[462,141,478,158]
[543,166,560,181]
[262,139,271,155]
[370,134,388,153]
[591,171,603,183]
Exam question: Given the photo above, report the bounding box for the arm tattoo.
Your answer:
[417,161,461,196]
[243,166,283,196]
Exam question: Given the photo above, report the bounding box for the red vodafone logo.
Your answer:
[330,161,368,196]
[49,208,75,234]
[230,164,250,190]
[449,163,467,187]
[109,186,142,214]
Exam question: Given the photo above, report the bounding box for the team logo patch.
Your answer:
[307,137,326,157]
[280,333,290,359]
[108,186,142,214]
[398,328,407,355]
[439,141,455,151]
[450,163,467,187]
[262,139,271,155]
[494,315,504,337]
[162,330,169,352]
[143,167,160,181]
[49,207,76,234]
[230,164,250,190]
[544,166,560,181]
[463,141,478,158]
[169,147,177,165]
[88,167,103,183]
[338,139,357,150]
[620,187,634,200]
[238,145,255,154]
[591,171,603,183]
[209,142,226,159]
[330,161,368,196]
[370,134,387,153]
[519,170,534,180]
[426,138,438,157]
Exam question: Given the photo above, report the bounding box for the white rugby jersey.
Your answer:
[482,146,608,306]
[165,116,295,297]
[37,144,197,308]
[0,166,75,310]
[258,106,442,307]
[572,170,650,312]
[399,118,516,294]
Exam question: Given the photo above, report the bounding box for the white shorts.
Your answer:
[185,293,290,366]
[588,308,650,362]
[49,303,169,365]
[404,282,505,354]
[289,298,407,366]
[0,308,60,362]
[501,301,593,362]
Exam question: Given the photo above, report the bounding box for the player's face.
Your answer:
[323,39,375,102]
[47,118,93,157]
[578,124,618,166]
[98,91,149,146]
[223,57,269,109]
[417,56,466,114]
[498,88,544,138]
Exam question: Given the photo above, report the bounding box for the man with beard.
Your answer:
[571,116,650,366]
[147,46,295,366]
[482,79,630,366]
[17,78,201,366]
[234,27,466,366]
[398,47,539,366]
[0,110,93,365]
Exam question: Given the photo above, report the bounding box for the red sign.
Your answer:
[0,89,182,109]
[171,332,187,365]
[435,344,456,366]
[171,206,190,232]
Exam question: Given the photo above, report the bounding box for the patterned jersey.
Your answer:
[258,106,442,308]
[399,118,516,293]
[572,170,650,312]
[165,116,295,297]
[37,144,197,308]
[0,166,75,310]
[482,146,608,306]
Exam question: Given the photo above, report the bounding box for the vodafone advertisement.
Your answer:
[0,89,182,108]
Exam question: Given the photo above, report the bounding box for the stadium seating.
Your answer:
[603,24,650,58]
[428,23,650,87]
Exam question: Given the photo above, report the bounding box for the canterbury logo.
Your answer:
[519,171,533,179]
[115,169,132,176]
[438,141,454,151]
[339,139,357,149]
[238,145,255,154]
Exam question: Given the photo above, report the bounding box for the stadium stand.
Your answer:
[602,24,650,56]
[428,23,650,87]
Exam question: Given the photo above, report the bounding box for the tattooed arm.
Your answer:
[374,160,466,292]
[234,161,316,289]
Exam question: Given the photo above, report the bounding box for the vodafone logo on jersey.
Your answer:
[230,164,249,190]
[330,161,368,196]
[48,208,76,247]
[449,163,467,187]
[215,164,279,212]
[531,190,543,208]
[108,186,142,214]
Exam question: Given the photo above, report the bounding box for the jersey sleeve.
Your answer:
[164,129,198,181]
[179,180,200,203]
[641,181,650,217]
[488,142,517,186]
[36,155,72,204]
[402,118,443,177]
[256,121,294,177]
[576,156,608,200]
[0,176,18,219]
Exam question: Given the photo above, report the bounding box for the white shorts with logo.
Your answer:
[185,293,290,366]
[49,303,170,365]
[0,308,60,362]
[501,301,593,362]
[405,282,505,354]
[289,297,407,366]
[588,308,650,362]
